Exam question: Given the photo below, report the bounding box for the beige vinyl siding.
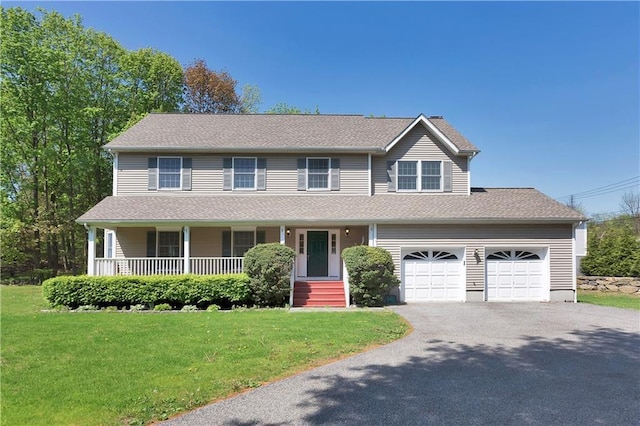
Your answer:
[191,227,222,257]
[117,153,368,195]
[115,227,154,258]
[377,223,573,291]
[372,124,469,195]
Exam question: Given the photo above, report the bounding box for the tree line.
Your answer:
[0,7,314,278]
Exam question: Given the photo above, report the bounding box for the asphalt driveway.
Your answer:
[163,303,639,425]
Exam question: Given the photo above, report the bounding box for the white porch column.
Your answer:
[183,226,190,274]
[368,224,377,247]
[87,226,96,276]
[280,225,286,245]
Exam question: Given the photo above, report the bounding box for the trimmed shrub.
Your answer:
[42,274,251,309]
[153,303,172,311]
[244,243,296,307]
[342,245,400,307]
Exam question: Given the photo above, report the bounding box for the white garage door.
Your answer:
[486,250,547,301]
[402,250,464,302]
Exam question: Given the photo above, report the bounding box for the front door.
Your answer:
[307,231,328,277]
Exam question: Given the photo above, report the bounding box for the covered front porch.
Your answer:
[86,224,373,279]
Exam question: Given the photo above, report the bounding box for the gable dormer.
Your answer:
[372,114,479,195]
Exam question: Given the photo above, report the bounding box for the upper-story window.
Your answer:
[223,158,266,191]
[389,159,450,193]
[307,158,330,189]
[421,161,441,190]
[148,157,192,191]
[297,157,340,191]
[397,161,418,191]
[158,157,182,189]
[233,158,257,189]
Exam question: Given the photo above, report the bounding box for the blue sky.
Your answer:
[8,1,640,216]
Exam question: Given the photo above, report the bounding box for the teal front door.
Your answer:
[307,231,328,277]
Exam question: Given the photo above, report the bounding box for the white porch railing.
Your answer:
[190,257,244,275]
[94,257,244,276]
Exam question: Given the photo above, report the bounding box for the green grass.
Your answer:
[1,286,409,425]
[577,289,640,310]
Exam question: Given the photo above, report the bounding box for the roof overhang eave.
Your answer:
[103,146,382,154]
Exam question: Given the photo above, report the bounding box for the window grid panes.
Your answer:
[158,158,181,189]
[331,234,337,254]
[397,161,417,190]
[299,234,305,254]
[233,231,255,257]
[307,158,329,189]
[233,158,256,189]
[158,231,180,257]
[421,161,441,190]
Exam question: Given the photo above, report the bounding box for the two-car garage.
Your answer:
[401,247,549,302]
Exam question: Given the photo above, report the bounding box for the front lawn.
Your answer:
[1,286,409,425]
[577,289,640,310]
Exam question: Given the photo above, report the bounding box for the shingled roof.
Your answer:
[104,113,479,154]
[77,188,585,226]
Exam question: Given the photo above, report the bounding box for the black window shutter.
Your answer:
[146,231,156,257]
[222,230,231,257]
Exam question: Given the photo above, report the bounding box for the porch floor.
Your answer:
[292,281,346,307]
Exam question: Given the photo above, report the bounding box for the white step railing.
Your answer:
[94,257,244,276]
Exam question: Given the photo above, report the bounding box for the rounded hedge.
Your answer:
[342,245,399,307]
[243,243,296,307]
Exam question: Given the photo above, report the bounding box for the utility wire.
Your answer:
[556,176,640,202]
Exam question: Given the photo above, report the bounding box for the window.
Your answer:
[397,161,418,191]
[158,157,181,189]
[222,230,267,257]
[158,231,181,257]
[299,233,305,254]
[233,158,256,189]
[233,231,255,257]
[307,158,330,189]
[331,233,337,254]
[106,231,114,258]
[422,161,441,190]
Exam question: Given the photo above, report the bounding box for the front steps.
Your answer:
[292,281,346,307]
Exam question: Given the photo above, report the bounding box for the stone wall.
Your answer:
[577,276,640,294]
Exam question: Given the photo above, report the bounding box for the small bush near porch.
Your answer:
[343,246,400,307]
[1,285,409,425]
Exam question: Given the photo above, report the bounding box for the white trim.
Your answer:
[385,114,460,155]
[572,223,577,303]
[87,226,96,276]
[305,157,331,191]
[157,156,182,191]
[467,156,471,196]
[183,226,190,274]
[294,228,340,279]
[231,225,257,232]
[232,157,257,190]
[112,152,118,196]
[367,153,372,196]
[280,225,286,245]
[105,230,115,259]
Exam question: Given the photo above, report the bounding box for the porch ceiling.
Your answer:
[76,189,585,227]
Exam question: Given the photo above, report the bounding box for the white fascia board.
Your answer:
[384,114,460,155]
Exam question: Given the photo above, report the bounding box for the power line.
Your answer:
[556,176,640,203]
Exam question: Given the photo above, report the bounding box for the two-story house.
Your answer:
[77,113,587,306]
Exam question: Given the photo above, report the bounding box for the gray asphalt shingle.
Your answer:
[104,113,479,153]
[77,188,585,224]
